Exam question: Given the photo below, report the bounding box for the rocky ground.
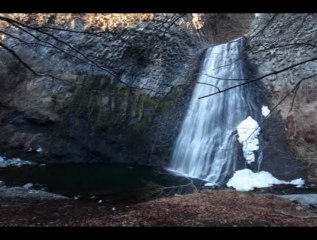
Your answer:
[1,189,317,227]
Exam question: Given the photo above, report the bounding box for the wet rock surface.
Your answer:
[246,14,317,181]
[279,194,317,208]
[0,14,253,166]
[0,186,68,200]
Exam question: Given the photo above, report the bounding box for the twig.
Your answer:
[0,42,71,83]
[196,82,220,92]
[274,210,317,219]
[198,56,317,99]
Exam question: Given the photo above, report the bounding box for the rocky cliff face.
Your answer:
[246,14,317,181]
[0,13,253,166]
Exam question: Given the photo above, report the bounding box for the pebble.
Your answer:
[36,146,43,153]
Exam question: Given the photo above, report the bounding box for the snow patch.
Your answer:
[36,146,43,153]
[289,178,305,187]
[226,169,305,191]
[0,156,34,168]
[236,116,260,164]
[261,105,270,118]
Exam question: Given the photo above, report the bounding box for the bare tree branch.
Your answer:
[0,30,51,48]
[0,41,70,83]
[249,14,279,41]
[0,15,119,77]
[160,14,187,37]
[0,41,37,74]
[196,82,221,92]
[288,80,302,113]
[274,210,317,219]
[240,73,317,145]
[250,42,317,55]
[198,56,317,99]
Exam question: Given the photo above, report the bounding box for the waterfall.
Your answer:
[168,38,259,185]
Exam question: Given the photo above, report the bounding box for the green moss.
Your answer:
[139,94,167,114]
[90,112,125,131]
[62,77,185,138]
[132,117,153,132]
[144,87,184,113]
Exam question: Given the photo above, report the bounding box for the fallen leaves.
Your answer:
[1,190,317,226]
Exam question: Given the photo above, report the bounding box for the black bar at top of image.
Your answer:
[0,0,317,13]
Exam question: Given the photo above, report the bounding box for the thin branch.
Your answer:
[198,56,317,99]
[288,81,302,113]
[208,57,244,72]
[0,14,193,94]
[35,29,117,76]
[146,175,199,199]
[160,14,186,37]
[0,16,118,77]
[35,14,183,37]
[196,82,221,92]
[0,30,52,49]
[35,26,107,36]
[241,73,317,145]
[199,73,248,81]
[249,14,279,41]
[3,22,100,69]
[274,210,317,219]
[250,42,317,55]
[0,41,69,83]
[0,42,37,74]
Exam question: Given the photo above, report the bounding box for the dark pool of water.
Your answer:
[2,163,316,207]
[0,163,205,204]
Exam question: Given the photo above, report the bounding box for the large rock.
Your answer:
[246,14,317,181]
[279,194,317,208]
[0,13,253,166]
[0,186,68,200]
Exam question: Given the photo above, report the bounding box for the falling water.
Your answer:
[168,38,259,185]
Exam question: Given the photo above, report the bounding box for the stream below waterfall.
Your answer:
[1,163,316,206]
